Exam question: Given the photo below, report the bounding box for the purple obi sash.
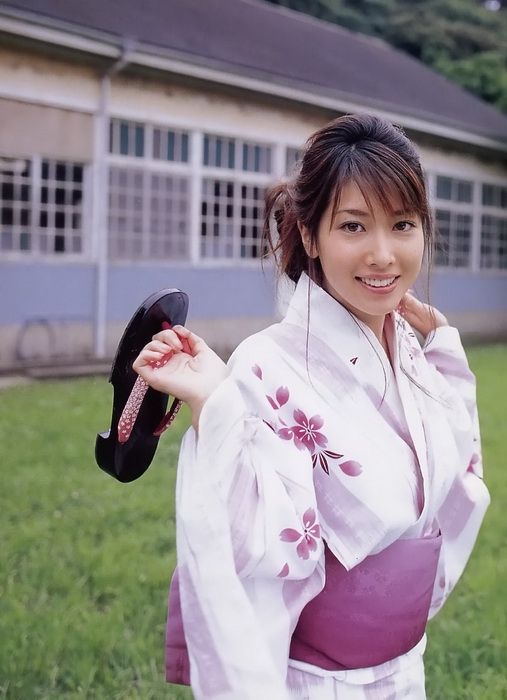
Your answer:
[290,534,442,670]
[165,533,441,685]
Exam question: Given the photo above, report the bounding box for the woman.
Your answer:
[133,114,490,699]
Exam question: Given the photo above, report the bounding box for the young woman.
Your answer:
[133,114,490,699]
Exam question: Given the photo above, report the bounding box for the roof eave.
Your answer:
[1,9,506,154]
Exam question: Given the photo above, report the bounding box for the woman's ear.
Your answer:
[298,221,319,259]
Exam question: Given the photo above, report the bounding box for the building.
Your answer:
[1,0,506,369]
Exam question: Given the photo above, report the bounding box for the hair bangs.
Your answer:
[328,146,429,227]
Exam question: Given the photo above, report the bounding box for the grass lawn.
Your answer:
[0,344,506,699]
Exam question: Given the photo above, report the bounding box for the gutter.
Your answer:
[93,39,135,359]
[0,8,506,154]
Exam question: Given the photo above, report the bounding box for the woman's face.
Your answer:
[301,181,425,335]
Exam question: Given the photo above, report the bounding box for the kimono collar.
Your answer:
[283,272,396,377]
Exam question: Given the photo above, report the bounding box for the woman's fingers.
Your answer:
[397,291,448,336]
[152,328,184,350]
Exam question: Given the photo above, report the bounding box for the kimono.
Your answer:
[166,272,490,700]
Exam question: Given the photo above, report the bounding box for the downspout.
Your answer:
[93,38,136,358]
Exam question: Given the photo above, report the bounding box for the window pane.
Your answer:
[203,135,236,169]
[39,158,84,256]
[457,181,472,203]
[482,183,507,209]
[436,176,452,200]
[434,208,470,268]
[0,157,31,254]
[109,166,190,261]
[200,178,266,259]
[480,214,507,269]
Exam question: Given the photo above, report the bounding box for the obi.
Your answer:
[290,533,442,670]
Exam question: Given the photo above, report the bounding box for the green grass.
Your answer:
[0,345,505,699]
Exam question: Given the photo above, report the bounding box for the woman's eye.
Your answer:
[341,222,364,233]
[394,221,415,232]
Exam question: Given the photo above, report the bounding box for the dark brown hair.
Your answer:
[263,113,434,285]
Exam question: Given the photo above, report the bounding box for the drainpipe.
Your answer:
[93,39,136,358]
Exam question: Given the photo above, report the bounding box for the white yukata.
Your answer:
[170,273,490,700]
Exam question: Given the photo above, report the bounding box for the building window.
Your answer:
[481,214,507,269]
[109,119,145,157]
[435,175,473,203]
[40,160,84,254]
[0,157,31,253]
[200,134,272,260]
[153,127,189,163]
[0,155,84,256]
[203,134,272,174]
[108,167,190,260]
[434,209,472,268]
[108,119,192,261]
[482,183,507,209]
[203,135,236,169]
[200,179,266,259]
[433,175,474,269]
[480,182,507,270]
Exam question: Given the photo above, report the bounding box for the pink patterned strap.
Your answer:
[118,375,150,444]
[117,325,191,444]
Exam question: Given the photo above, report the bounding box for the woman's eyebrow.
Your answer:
[335,208,371,217]
[335,208,416,217]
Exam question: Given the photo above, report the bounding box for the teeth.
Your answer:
[360,277,396,288]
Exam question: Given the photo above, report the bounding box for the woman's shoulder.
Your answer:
[228,322,284,370]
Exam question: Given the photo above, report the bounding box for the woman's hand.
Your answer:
[132,325,227,428]
[396,291,448,338]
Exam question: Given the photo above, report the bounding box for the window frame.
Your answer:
[0,153,88,262]
[427,169,507,275]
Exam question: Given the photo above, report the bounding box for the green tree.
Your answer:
[265,0,507,113]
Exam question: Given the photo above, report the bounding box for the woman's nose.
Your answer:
[366,233,395,268]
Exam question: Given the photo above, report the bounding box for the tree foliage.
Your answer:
[265,0,507,113]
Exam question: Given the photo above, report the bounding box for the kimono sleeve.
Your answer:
[174,339,324,700]
[422,327,490,617]
[423,326,482,477]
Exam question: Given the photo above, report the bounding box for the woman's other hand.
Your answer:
[396,291,448,339]
[132,325,227,428]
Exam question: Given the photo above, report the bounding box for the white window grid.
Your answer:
[0,155,84,257]
[482,182,507,209]
[203,134,272,174]
[108,118,192,261]
[200,178,267,260]
[153,127,189,163]
[0,157,31,253]
[199,134,274,261]
[434,209,472,268]
[39,160,84,254]
[109,119,145,158]
[480,182,507,270]
[435,175,473,204]
[431,174,475,269]
[480,214,507,270]
[108,165,190,261]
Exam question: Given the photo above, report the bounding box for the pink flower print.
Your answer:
[277,563,289,578]
[280,508,321,560]
[266,385,290,410]
[312,449,343,475]
[252,364,263,380]
[339,460,363,477]
[278,410,328,453]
